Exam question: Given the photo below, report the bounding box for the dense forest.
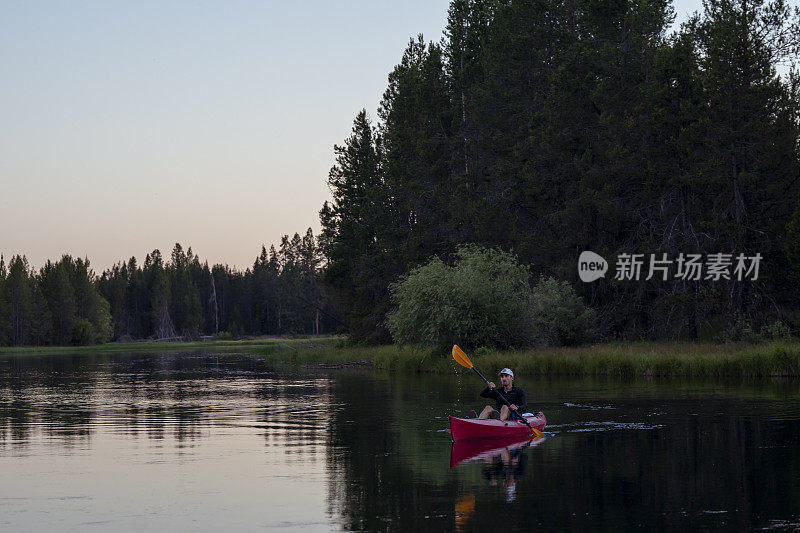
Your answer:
[321,0,800,342]
[2,0,799,346]
[0,231,335,345]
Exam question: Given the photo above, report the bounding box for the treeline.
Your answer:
[0,255,111,346]
[320,0,800,342]
[0,229,335,346]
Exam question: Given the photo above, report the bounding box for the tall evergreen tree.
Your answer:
[5,256,33,345]
[0,257,8,345]
[320,110,393,340]
[39,258,77,345]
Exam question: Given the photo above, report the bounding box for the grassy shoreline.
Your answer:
[254,340,800,378]
[2,337,800,378]
[0,336,339,356]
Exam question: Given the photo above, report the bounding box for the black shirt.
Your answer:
[480,385,527,413]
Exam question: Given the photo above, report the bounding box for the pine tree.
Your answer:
[320,110,393,340]
[5,255,33,345]
[39,258,77,345]
[0,256,9,345]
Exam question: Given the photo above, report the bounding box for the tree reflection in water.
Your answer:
[0,352,335,451]
[2,354,800,531]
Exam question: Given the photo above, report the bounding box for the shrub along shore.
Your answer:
[4,337,798,378]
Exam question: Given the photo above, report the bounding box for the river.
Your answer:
[1,350,799,531]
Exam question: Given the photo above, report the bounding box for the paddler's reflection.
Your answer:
[451,436,543,527]
[482,445,526,502]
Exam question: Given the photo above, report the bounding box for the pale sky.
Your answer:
[0,0,786,272]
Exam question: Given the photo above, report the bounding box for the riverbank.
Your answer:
[0,336,339,356]
[254,340,800,378]
[2,338,799,378]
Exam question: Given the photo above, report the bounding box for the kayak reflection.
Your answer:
[450,435,545,503]
[449,434,545,468]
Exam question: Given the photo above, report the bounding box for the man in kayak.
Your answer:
[476,368,527,421]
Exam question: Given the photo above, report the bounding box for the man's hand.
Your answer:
[488,382,496,389]
[509,404,518,411]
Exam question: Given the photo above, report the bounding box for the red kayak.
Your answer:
[448,412,546,441]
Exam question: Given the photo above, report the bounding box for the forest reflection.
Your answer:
[0,352,335,452]
[2,353,800,531]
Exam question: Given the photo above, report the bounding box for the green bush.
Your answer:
[529,276,596,346]
[71,318,94,345]
[71,295,112,345]
[89,291,112,343]
[386,245,533,349]
[719,314,761,343]
[762,320,792,341]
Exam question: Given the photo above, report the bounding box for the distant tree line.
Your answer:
[0,229,336,346]
[0,255,111,346]
[320,0,800,342]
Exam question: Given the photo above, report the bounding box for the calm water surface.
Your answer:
[1,351,800,531]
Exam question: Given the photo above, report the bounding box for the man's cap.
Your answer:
[498,368,514,377]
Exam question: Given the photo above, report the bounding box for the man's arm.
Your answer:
[516,388,527,412]
[479,385,496,399]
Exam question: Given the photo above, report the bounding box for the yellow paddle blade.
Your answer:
[452,345,474,369]
[531,428,545,438]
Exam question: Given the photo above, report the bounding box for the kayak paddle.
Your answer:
[452,344,545,438]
